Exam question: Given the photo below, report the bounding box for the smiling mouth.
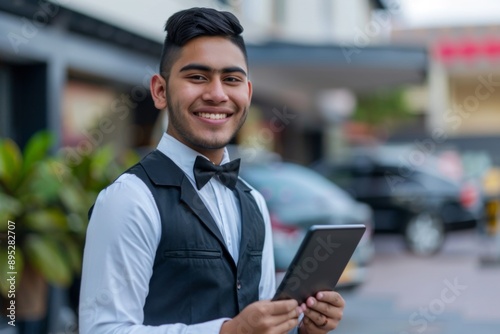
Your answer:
[195,112,229,120]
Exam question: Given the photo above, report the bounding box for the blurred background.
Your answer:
[0,0,500,333]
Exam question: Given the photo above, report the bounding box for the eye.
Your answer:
[187,75,206,81]
[224,76,243,83]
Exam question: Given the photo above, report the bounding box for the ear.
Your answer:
[150,74,167,110]
[247,80,253,102]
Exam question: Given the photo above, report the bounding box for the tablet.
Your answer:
[272,224,366,304]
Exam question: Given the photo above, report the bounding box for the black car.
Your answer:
[312,146,484,255]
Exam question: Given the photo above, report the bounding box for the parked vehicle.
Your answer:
[239,159,374,289]
[312,145,485,256]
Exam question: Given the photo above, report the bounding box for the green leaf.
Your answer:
[0,139,22,191]
[46,159,72,183]
[62,237,83,274]
[0,140,8,181]
[66,212,87,234]
[0,243,24,297]
[58,180,89,214]
[24,235,72,286]
[0,194,22,231]
[24,209,68,233]
[19,160,66,205]
[23,131,54,174]
[63,150,91,185]
[90,145,115,181]
[121,150,140,168]
[353,89,413,127]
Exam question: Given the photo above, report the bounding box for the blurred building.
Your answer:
[0,0,428,163]
[230,0,428,163]
[0,0,162,153]
[391,24,500,165]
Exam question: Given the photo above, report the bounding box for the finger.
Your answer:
[306,298,344,323]
[305,296,323,312]
[316,291,345,307]
[320,292,345,321]
[303,314,328,329]
[306,293,344,313]
[274,316,300,333]
[249,306,300,333]
[273,306,302,325]
[303,304,327,327]
[270,299,299,315]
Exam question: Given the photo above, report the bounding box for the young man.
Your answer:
[79,7,344,334]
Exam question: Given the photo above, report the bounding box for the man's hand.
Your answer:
[298,291,345,334]
[220,299,302,334]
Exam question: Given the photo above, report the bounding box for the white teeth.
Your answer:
[196,112,228,120]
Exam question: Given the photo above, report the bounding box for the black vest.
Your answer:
[119,150,265,325]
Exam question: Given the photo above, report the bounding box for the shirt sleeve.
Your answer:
[78,173,230,334]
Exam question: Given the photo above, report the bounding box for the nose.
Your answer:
[202,79,228,103]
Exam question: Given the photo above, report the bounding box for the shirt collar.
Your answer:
[156,132,231,183]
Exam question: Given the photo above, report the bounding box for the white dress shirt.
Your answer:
[79,133,279,334]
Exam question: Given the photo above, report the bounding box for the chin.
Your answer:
[201,141,230,150]
[189,138,229,151]
[196,133,235,149]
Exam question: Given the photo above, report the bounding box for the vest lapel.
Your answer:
[234,181,260,264]
[140,150,228,251]
[179,176,227,249]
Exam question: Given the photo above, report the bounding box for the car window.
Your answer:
[242,163,354,209]
[413,170,457,192]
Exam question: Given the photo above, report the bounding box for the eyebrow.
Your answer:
[179,63,247,77]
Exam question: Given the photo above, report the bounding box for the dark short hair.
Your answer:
[159,7,247,78]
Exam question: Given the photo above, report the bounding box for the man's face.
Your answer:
[164,36,252,157]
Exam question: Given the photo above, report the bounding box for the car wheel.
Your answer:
[404,213,445,256]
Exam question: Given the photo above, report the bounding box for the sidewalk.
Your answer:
[332,230,500,334]
[335,292,500,334]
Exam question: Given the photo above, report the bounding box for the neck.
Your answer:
[165,130,225,165]
[198,149,224,165]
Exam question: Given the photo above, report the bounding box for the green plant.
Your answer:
[66,144,140,202]
[352,89,414,128]
[0,131,89,295]
[0,130,141,300]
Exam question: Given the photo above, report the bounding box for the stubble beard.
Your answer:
[166,96,247,151]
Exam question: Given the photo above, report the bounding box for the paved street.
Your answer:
[334,229,500,334]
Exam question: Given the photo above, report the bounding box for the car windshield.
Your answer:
[242,163,354,210]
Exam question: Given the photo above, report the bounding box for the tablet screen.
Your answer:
[272,224,366,304]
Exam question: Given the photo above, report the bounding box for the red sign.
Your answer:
[434,39,500,63]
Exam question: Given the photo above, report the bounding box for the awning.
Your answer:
[247,42,428,112]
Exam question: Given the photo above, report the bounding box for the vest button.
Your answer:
[237,280,241,290]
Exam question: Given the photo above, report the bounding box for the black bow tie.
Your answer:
[193,156,241,190]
